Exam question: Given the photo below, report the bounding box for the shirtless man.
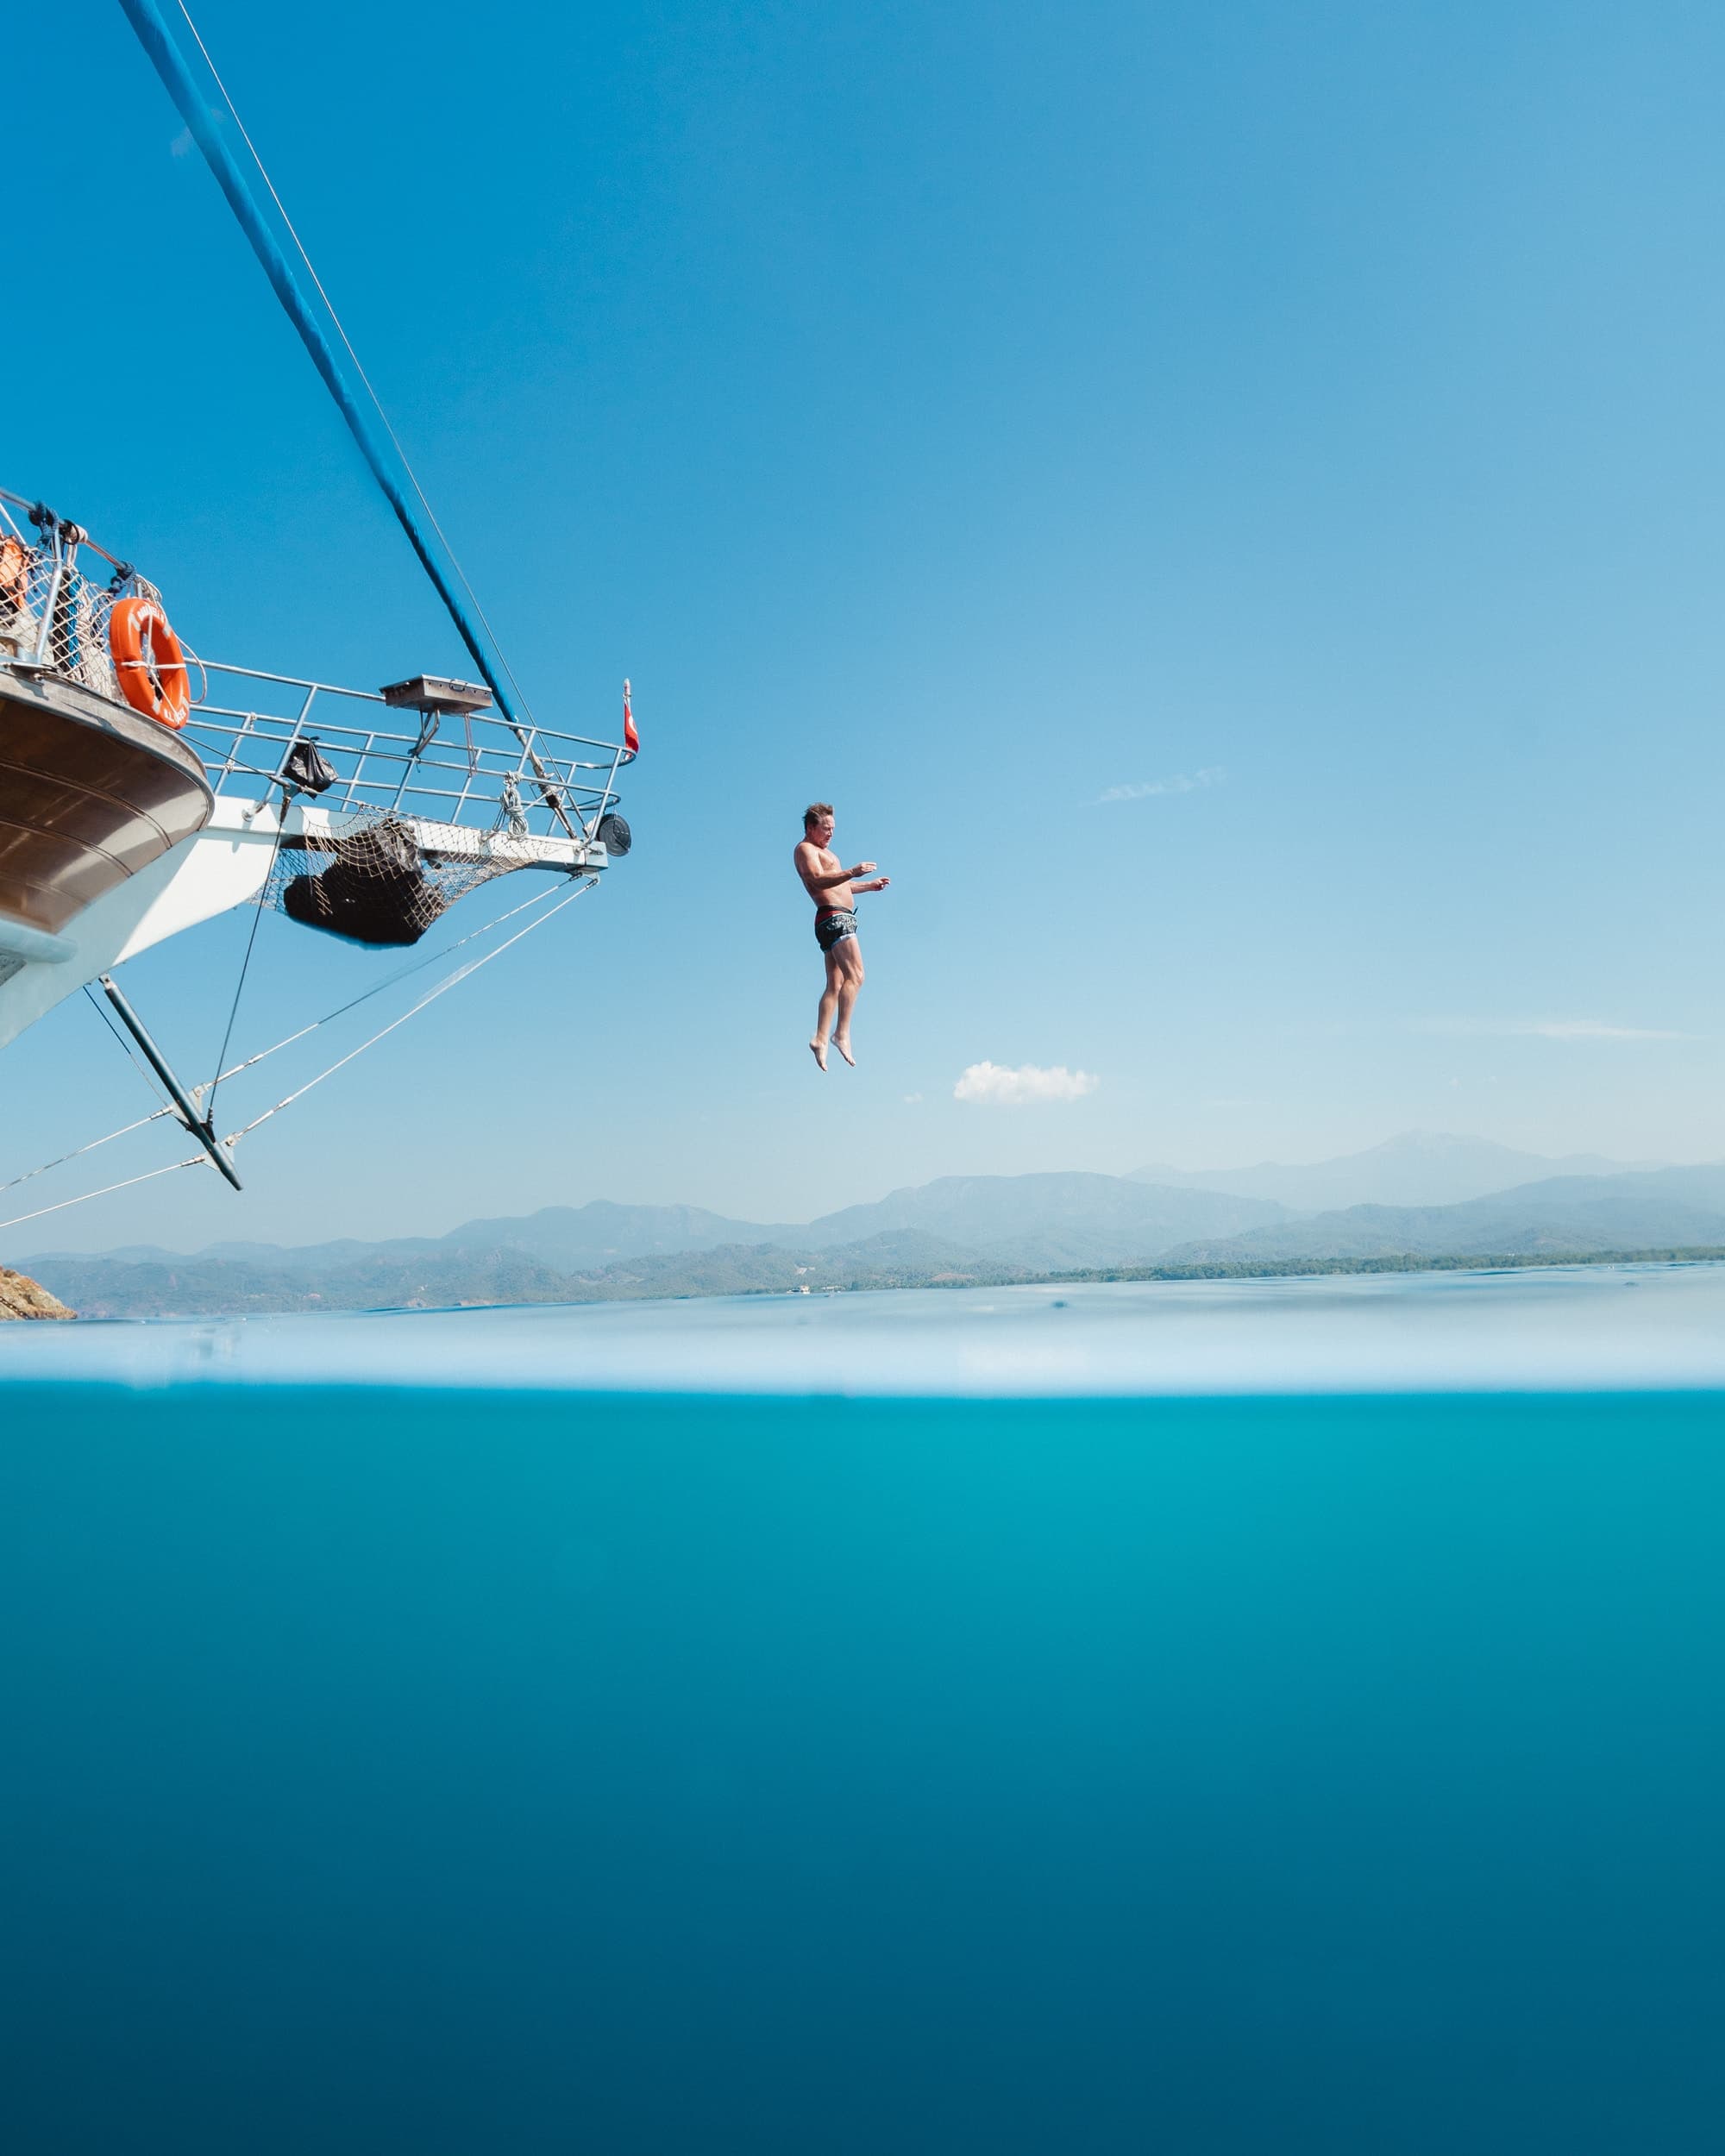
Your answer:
[794,802,889,1069]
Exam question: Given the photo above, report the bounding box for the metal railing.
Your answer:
[0,491,131,699]
[185,663,628,843]
[0,487,631,845]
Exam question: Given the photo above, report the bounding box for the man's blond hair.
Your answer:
[803,801,834,830]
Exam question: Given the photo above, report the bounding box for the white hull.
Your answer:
[0,797,598,1051]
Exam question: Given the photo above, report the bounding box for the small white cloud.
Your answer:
[1413,1017,1693,1043]
[902,1092,923,1104]
[954,1061,1099,1106]
[170,126,195,158]
[1096,767,1224,805]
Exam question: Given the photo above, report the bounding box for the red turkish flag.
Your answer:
[623,678,639,754]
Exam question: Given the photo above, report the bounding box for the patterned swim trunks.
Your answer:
[815,907,858,953]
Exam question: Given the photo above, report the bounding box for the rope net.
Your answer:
[0,533,158,705]
[263,802,525,947]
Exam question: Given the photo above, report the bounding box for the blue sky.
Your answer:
[8,0,1725,1250]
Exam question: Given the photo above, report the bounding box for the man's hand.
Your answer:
[849,862,876,879]
[863,876,891,893]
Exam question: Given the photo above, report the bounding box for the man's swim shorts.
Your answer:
[815,906,858,953]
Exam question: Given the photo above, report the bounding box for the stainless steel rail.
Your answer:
[185,661,628,842]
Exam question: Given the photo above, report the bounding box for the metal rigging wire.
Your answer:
[224,881,597,1141]
[0,1154,210,1238]
[83,982,175,1112]
[206,818,283,1113]
[171,0,543,733]
[1,878,581,1223]
[0,1099,172,1202]
[204,878,576,1100]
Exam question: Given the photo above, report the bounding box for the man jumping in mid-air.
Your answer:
[794,802,889,1069]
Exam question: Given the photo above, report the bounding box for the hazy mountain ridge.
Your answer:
[1161,1166,1725,1263]
[440,1201,805,1269]
[440,1178,1289,1271]
[794,1173,1288,1266]
[29,1175,1290,1281]
[34,1229,1027,1320]
[78,1202,799,1279]
[1132,1131,1668,1212]
[27,1152,1725,1319]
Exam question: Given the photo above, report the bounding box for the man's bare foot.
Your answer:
[810,1037,829,1071]
[834,1033,856,1067]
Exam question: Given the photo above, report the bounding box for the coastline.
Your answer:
[14,1243,1725,1322]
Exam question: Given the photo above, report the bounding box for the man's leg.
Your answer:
[812,950,842,1069]
[832,937,864,1064]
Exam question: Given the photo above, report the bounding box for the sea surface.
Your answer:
[4,1266,1725,2153]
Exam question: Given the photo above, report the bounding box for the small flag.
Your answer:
[623,677,639,754]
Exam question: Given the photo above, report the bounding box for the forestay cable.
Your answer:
[227,880,596,1140]
[0,1155,208,1237]
[0,880,576,1214]
[0,1103,175,1200]
[205,881,568,1094]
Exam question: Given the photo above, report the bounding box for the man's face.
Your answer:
[812,815,835,849]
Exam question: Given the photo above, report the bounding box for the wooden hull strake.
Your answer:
[0,670,213,937]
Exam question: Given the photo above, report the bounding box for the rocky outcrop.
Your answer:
[0,1266,74,1319]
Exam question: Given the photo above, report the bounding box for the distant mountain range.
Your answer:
[22,1137,1725,1319]
[67,1175,1289,1281]
[1157,1165,1725,1265]
[792,1174,1285,1266]
[402,1177,1285,1272]
[1131,1130,1664,1212]
[34,1229,1026,1322]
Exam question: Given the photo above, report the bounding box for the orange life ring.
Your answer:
[110,595,191,730]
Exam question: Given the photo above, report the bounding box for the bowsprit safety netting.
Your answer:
[261,801,528,947]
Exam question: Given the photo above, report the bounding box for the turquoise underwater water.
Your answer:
[5,1364,1725,2152]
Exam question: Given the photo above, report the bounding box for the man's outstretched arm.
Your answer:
[795,843,878,894]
